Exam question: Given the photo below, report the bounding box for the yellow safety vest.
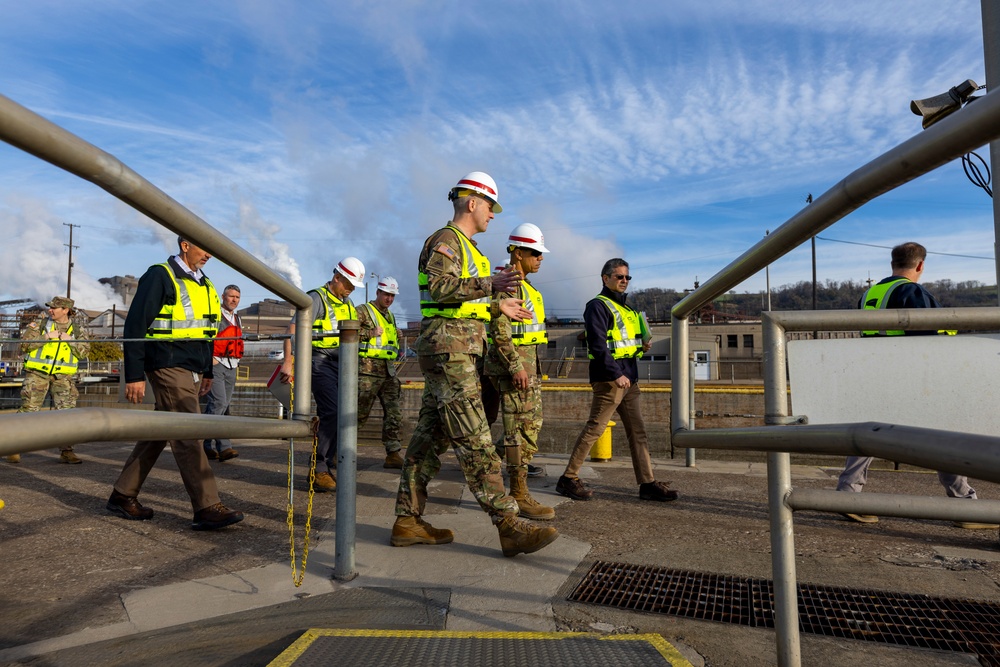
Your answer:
[147,264,220,340]
[359,303,399,360]
[861,279,956,336]
[24,320,78,375]
[312,286,357,349]
[419,226,491,321]
[512,280,547,346]
[590,295,643,360]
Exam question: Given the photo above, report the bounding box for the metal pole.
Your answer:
[63,222,78,298]
[334,320,360,581]
[811,236,818,339]
[765,230,772,311]
[982,0,1000,304]
[670,315,694,466]
[688,353,696,434]
[762,312,800,667]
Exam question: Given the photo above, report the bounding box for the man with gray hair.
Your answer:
[203,284,244,462]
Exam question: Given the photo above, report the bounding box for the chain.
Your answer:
[286,381,319,587]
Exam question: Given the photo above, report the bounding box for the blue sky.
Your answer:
[0,1,996,323]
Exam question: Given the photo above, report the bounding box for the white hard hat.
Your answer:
[448,171,502,213]
[507,223,549,253]
[377,276,399,295]
[335,256,366,288]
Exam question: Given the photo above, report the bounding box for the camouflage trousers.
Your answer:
[395,353,517,520]
[357,373,402,454]
[490,374,542,473]
[19,370,78,453]
[19,370,78,412]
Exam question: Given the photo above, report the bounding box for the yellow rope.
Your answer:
[286,380,318,587]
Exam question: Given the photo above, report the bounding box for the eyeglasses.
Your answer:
[609,273,632,281]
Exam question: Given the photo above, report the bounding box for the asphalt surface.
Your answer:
[1,439,998,666]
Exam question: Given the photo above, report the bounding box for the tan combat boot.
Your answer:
[383,450,404,469]
[509,468,555,520]
[496,514,559,557]
[390,516,455,547]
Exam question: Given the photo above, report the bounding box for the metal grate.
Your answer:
[568,561,1000,665]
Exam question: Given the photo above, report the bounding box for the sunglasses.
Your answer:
[609,273,632,281]
[528,249,543,258]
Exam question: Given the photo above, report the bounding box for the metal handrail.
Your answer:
[0,93,316,427]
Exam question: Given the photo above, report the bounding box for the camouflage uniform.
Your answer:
[19,315,91,410]
[19,313,91,455]
[356,302,403,455]
[485,281,543,473]
[395,226,517,520]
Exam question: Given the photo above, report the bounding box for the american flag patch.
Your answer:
[434,243,456,259]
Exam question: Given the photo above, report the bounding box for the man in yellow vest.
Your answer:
[485,223,554,520]
[7,296,91,464]
[837,241,994,528]
[557,258,678,503]
[280,257,375,492]
[391,171,559,557]
[108,236,244,531]
[357,276,405,469]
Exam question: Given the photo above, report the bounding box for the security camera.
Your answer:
[910,79,980,129]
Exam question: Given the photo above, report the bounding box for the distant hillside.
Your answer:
[629,280,999,323]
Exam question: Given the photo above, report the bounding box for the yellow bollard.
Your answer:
[590,420,615,461]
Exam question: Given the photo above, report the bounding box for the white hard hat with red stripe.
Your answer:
[334,256,366,288]
[377,276,399,295]
[448,171,502,213]
[507,222,549,253]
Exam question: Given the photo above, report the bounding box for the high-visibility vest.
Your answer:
[512,280,547,346]
[24,319,79,375]
[213,311,244,358]
[419,226,491,321]
[359,303,399,360]
[146,264,220,340]
[311,285,357,349]
[861,278,956,336]
[589,295,643,360]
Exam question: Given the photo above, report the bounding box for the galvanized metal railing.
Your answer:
[0,93,316,449]
[670,87,1000,667]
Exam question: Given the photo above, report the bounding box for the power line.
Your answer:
[815,236,993,261]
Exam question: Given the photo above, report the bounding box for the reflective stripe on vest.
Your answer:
[419,226,491,321]
[147,264,220,339]
[512,280,547,346]
[359,303,399,360]
[861,278,908,336]
[589,295,643,360]
[24,320,78,375]
[312,286,357,349]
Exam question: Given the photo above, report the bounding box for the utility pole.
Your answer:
[63,222,79,298]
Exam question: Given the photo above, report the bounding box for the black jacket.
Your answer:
[584,286,640,384]
[123,257,215,382]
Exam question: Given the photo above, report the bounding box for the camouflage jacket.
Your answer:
[21,316,91,360]
[415,225,499,357]
[485,280,540,378]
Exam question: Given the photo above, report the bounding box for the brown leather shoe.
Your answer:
[639,481,679,502]
[314,471,336,492]
[107,490,154,521]
[60,450,82,464]
[383,450,404,469]
[192,503,244,530]
[218,448,239,462]
[556,475,593,501]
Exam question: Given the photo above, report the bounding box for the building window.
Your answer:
[727,334,738,348]
[743,334,754,349]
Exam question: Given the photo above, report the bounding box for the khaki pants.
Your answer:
[113,367,221,512]
[564,381,655,485]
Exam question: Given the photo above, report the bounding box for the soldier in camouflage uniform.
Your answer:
[391,171,559,557]
[486,223,554,520]
[8,296,91,464]
[356,276,404,469]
